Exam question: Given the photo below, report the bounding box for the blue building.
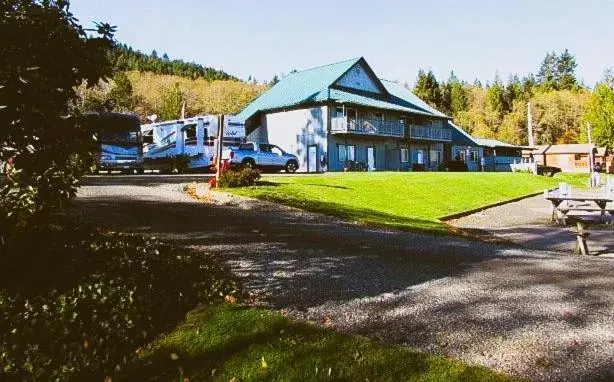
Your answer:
[238,57,460,172]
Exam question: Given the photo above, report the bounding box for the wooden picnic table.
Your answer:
[545,193,613,223]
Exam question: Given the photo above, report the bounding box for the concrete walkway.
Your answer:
[73,178,614,381]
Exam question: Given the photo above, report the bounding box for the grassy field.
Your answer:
[121,303,517,381]
[227,172,590,233]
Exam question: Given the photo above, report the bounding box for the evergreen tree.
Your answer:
[108,71,136,112]
[269,75,280,86]
[557,49,578,90]
[537,50,578,91]
[413,69,441,108]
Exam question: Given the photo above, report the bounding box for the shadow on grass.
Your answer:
[119,304,514,382]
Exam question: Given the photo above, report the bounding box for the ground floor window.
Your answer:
[430,150,441,164]
[456,150,466,162]
[417,149,425,164]
[401,148,409,163]
[338,144,347,162]
[338,144,356,162]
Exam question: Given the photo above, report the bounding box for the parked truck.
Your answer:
[228,142,299,173]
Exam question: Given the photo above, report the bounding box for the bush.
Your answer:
[218,167,260,188]
[445,160,469,172]
[0,227,239,380]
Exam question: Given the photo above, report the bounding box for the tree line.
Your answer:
[411,50,614,148]
[110,43,237,81]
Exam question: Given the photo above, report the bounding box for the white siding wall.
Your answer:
[265,106,329,172]
[334,63,381,94]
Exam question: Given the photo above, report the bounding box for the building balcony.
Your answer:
[409,125,452,141]
[330,117,405,137]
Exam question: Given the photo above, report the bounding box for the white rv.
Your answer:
[141,115,245,171]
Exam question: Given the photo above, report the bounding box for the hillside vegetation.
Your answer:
[411,50,613,147]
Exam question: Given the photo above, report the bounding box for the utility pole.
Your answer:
[527,102,535,147]
[215,114,225,183]
[587,122,594,176]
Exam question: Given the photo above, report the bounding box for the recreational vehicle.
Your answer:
[141,115,245,172]
[89,112,144,173]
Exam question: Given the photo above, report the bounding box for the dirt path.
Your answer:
[73,178,614,381]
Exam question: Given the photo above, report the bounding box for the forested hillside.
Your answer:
[110,43,236,81]
[77,44,267,121]
[411,50,613,147]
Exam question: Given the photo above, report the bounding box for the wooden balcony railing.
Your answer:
[409,125,452,141]
[330,117,405,137]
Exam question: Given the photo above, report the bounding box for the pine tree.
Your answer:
[413,69,441,108]
[108,71,136,112]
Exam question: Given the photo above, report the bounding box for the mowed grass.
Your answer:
[227,172,590,233]
[121,303,517,381]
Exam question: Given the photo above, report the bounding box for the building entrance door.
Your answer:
[367,147,375,171]
[308,145,318,172]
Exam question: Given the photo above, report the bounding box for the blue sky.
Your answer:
[72,0,613,87]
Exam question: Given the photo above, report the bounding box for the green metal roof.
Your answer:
[379,79,449,118]
[237,58,361,121]
[237,57,450,121]
[474,138,520,148]
[328,89,436,117]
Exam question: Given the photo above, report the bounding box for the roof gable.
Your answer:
[333,59,386,95]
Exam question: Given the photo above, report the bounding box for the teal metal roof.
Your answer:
[328,89,436,117]
[236,58,360,121]
[379,79,449,118]
[448,121,480,146]
[474,138,520,148]
[237,57,451,121]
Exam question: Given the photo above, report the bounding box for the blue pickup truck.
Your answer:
[229,142,299,173]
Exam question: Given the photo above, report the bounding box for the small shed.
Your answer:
[523,144,612,173]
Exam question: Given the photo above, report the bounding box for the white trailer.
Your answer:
[141,115,245,171]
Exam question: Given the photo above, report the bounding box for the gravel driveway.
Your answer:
[74,177,614,381]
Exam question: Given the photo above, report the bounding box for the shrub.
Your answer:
[0,227,239,380]
[218,167,260,188]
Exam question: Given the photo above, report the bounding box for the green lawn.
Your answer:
[227,172,590,233]
[121,303,517,381]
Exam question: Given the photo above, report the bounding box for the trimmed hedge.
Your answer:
[0,227,239,380]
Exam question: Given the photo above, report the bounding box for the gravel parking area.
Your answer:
[74,177,614,381]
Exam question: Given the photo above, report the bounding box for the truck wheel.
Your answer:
[242,159,255,170]
[285,161,298,173]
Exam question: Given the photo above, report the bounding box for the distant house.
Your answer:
[450,122,525,172]
[237,57,462,172]
[523,144,612,173]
